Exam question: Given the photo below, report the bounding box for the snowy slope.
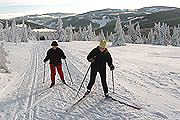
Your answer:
[0,41,180,119]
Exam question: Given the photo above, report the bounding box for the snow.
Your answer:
[0,41,180,119]
[91,18,112,28]
[46,22,57,28]
[32,28,57,32]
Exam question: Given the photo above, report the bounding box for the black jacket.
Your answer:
[44,47,66,65]
[87,46,112,70]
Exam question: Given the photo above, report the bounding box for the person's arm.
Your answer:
[43,50,50,63]
[106,52,113,66]
[87,48,97,62]
[60,49,66,59]
[106,51,115,71]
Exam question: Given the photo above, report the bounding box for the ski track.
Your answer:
[0,41,180,119]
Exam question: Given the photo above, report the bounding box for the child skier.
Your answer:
[43,41,66,88]
[85,40,115,98]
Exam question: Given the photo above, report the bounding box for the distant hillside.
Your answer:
[13,12,75,26]
[137,6,176,13]
[42,6,175,31]
[137,8,180,29]
[0,19,48,29]
[96,8,180,36]
[1,6,177,34]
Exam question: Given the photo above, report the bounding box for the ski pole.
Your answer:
[112,70,115,93]
[65,59,73,84]
[43,63,45,83]
[75,64,91,99]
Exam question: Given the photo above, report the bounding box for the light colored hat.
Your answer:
[99,40,107,48]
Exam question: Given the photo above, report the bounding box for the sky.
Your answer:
[0,0,180,19]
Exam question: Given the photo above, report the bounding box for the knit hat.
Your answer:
[51,41,58,46]
[99,40,107,48]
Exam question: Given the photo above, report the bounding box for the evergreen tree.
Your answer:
[56,16,66,42]
[27,25,35,41]
[0,42,9,73]
[135,23,143,44]
[127,20,136,43]
[147,29,155,44]
[153,22,171,45]
[65,25,73,42]
[112,16,126,46]
[107,32,115,42]
[4,21,11,42]
[20,20,28,42]
[0,23,3,41]
[172,25,180,46]
[99,29,106,41]
[87,23,95,41]
[10,19,18,44]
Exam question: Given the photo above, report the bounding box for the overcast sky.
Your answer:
[0,0,180,18]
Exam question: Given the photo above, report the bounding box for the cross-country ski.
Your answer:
[66,88,97,112]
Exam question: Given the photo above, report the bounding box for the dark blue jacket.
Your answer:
[44,47,66,65]
[87,46,112,71]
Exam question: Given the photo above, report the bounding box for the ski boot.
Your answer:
[105,93,112,99]
[84,89,91,96]
[62,80,66,84]
[49,83,55,88]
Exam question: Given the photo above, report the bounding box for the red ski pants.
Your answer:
[50,64,64,84]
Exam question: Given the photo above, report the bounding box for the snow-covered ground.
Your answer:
[0,41,180,119]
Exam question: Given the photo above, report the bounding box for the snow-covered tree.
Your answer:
[20,20,28,42]
[107,32,115,42]
[27,25,36,41]
[65,25,73,42]
[0,23,3,41]
[56,16,66,42]
[0,42,9,73]
[147,29,155,44]
[112,16,126,46]
[3,21,11,42]
[135,23,143,44]
[153,22,171,45]
[87,23,95,41]
[172,25,180,46]
[82,27,88,41]
[99,29,106,41]
[77,26,83,41]
[127,20,136,43]
[10,19,18,44]
[0,23,3,30]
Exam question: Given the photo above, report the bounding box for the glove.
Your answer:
[62,56,66,59]
[43,59,46,63]
[110,64,115,71]
[89,58,95,63]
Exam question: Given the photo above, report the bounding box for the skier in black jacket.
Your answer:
[44,41,66,88]
[85,40,115,98]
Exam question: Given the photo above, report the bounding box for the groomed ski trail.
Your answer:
[0,41,180,119]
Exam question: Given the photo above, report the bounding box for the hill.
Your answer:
[97,8,180,35]
[0,19,48,29]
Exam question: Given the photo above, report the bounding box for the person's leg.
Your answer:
[87,67,97,91]
[99,70,108,94]
[50,64,56,84]
[57,64,64,81]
